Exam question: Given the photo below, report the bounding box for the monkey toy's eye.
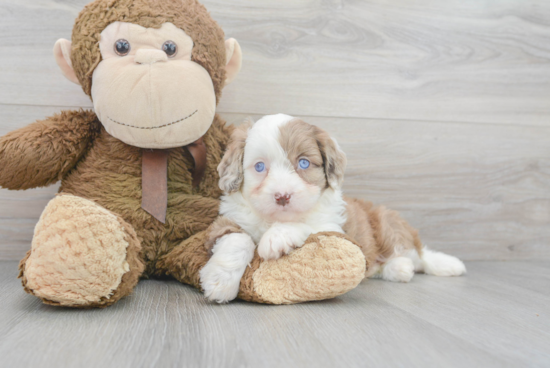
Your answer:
[298,159,310,169]
[162,41,178,58]
[114,39,131,56]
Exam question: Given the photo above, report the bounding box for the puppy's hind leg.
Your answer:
[380,256,415,283]
[367,204,422,283]
[380,246,466,282]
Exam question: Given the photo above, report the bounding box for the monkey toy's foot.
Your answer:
[18,194,144,308]
[160,231,366,305]
[238,232,366,304]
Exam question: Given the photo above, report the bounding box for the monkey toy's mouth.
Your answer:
[107,110,198,130]
[99,104,209,149]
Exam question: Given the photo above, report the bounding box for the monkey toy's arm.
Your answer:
[0,110,99,190]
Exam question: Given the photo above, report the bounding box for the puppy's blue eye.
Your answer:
[299,159,310,169]
[255,162,265,172]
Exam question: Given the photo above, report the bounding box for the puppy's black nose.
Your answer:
[274,193,291,206]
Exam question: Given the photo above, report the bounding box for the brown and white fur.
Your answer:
[199,114,466,303]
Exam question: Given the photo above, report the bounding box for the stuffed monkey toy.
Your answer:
[0,0,367,308]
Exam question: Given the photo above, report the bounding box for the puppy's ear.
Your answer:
[218,120,252,193]
[315,127,347,188]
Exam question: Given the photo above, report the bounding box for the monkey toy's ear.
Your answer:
[53,39,80,85]
[224,38,242,85]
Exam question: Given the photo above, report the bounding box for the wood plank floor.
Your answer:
[0,261,548,368]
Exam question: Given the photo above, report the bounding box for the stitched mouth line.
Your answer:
[108,110,198,130]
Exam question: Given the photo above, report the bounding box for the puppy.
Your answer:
[200,114,466,303]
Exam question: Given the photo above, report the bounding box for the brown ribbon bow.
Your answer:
[141,137,207,223]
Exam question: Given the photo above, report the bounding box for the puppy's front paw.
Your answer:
[200,261,241,304]
[258,226,308,261]
[258,232,293,261]
[199,233,255,303]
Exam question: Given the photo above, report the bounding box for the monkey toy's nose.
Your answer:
[274,193,292,207]
[134,49,168,65]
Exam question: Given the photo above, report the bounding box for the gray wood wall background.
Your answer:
[0,0,549,261]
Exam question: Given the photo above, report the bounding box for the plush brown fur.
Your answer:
[1,0,369,307]
[0,110,100,190]
[59,114,231,276]
[156,230,212,289]
[1,0,232,303]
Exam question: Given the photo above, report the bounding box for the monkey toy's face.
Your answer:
[92,22,216,148]
[54,18,241,149]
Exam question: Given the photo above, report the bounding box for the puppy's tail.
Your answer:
[410,246,467,277]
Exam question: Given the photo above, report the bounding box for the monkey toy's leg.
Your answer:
[18,194,145,308]
[158,232,366,304]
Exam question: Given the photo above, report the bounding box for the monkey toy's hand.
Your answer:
[0,110,98,191]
